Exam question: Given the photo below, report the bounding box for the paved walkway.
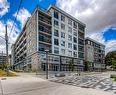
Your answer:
[50,72,116,95]
[0,75,114,95]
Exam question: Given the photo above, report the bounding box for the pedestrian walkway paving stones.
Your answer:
[50,75,116,94]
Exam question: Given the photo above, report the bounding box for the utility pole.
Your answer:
[5,25,9,76]
[45,50,49,79]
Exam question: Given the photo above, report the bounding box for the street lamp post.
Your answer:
[45,49,49,79]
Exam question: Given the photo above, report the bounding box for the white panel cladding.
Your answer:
[49,9,79,58]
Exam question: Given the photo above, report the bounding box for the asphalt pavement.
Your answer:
[0,73,115,95]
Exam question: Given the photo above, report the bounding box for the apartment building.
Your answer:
[12,5,86,71]
[85,37,105,71]
[0,53,7,64]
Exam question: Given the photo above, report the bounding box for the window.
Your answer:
[54,11,59,19]
[73,52,77,57]
[78,23,85,31]
[68,50,72,56]
[73,29,77,36]
[68,27,72,34]
[54,20,59,27]
[73,37,77,43]
[61,23,65,30]
[73,22,77,29]
[68,43,72,49]
[78,39,84,45]
[54,38,59,46]
[54,47,59,54]
[39,44,44,51]
[61,32,65,38]
[78,46,84,52]
[78,52,84,58]
[68,18,72,26]
[61,40,65,46]
[39,34,44,41]
[68,35,72,41]
[54,29,59,37]
[61,49,65,54]
[73,44,77,50]
[61,15,65,22]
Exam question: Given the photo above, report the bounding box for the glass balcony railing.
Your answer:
[39,37,51,44]
[39,25,51,35]
[38,16,51,25]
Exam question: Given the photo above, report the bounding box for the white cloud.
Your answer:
[0,20,20,54]
[57,0,116,34]
[0,0,9,16]
[105,40,116,53]
[56,0,116,53]
[13,8,31,28]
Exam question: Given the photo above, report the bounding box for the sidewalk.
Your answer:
[0,76,114,95]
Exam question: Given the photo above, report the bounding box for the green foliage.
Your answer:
[84,61,93,71]
[0,63,8,70]
[68,59,74,71]
[111,58,116,70]
[105,51,116,70]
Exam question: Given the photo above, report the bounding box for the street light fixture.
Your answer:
[45,49,49,79]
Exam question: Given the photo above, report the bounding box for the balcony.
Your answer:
[39,35,51,45]
[39,25,51,35]
[78,38,84,45]
[78,31,84,39]
[38,16,51,25]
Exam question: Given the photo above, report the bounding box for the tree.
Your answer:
[111,58,116,70]
[68,59,74,71]
[105,51,116,70]
[105,51,116,66]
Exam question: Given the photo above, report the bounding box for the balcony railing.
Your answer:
[39,25,51,35]
[38,16,51,25]
[39,38,51,44]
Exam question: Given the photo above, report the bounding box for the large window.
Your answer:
[73,44,77,50]
[54,29,59,37]
[73,21,77,29]
[39,44,44,51]
[78,52,84,58]
[78,23,85,31]
[68,43,72,49]
[73,29,77,36]
[61,32,65,38]
[78,38,84,45]
[54,20,59,27]
[61,40,65,47]
[61,15,65,22]
[54,47,59,54]
[54,38,59,46]
[68,35,72,41]
[68,18,72,26]
[78,45,84,52]
[61,49,65,54]
[61,23,65,30]
[39,34,44,41]
[73,37,77,43]
[68,27,72,34]
[68,50,72,56]
[73,52,77,57]
[54,11,59,19]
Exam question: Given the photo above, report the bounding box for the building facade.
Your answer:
[0,53,7,65]
[12,5,86,71]
[85,37,105,71]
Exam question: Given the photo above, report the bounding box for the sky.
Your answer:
[0,0,116,54]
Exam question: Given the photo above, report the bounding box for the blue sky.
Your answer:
[0,0,116,53]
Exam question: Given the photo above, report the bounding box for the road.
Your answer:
[0,72,115,95]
